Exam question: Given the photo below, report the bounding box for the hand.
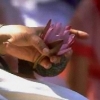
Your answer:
[0,23,88,71]
[0,25,52,69]
[0,25,50,54]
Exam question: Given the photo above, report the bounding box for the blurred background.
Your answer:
[0,0,100,100]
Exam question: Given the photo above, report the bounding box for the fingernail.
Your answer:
[43,48,50,56]
[44,63,52,69]
[51,56,57,63]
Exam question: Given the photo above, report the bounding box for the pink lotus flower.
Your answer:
[41,19,75,56]
[35,20,88,76]
[34,19,76,77]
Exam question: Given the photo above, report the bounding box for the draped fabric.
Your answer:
[71,0,100,79]
[94,0,100,12]
[69,0,100,99]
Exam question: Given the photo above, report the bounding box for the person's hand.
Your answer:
[0,22,88,70]
[0,25,52,69]
[0,25,50,54]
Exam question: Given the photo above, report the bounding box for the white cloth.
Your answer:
[0,69,88,100]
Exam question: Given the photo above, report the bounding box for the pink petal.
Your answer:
[67,34,75,45]
[59,43,68,51]
[44,27,53,42]
[57,48,71,55]
[65,25,71,30]
[42,21,75,56]
[62,30,70,44]
[45,23,62,43]
[49,23,62,41]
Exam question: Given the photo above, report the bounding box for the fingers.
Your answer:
[50,56,61,64]
[29,35,50,56]
[4,43,36,62]
[69,29,89,39]
[39,57,52,69]
[50,48,73,64]
[4,43,52,69]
